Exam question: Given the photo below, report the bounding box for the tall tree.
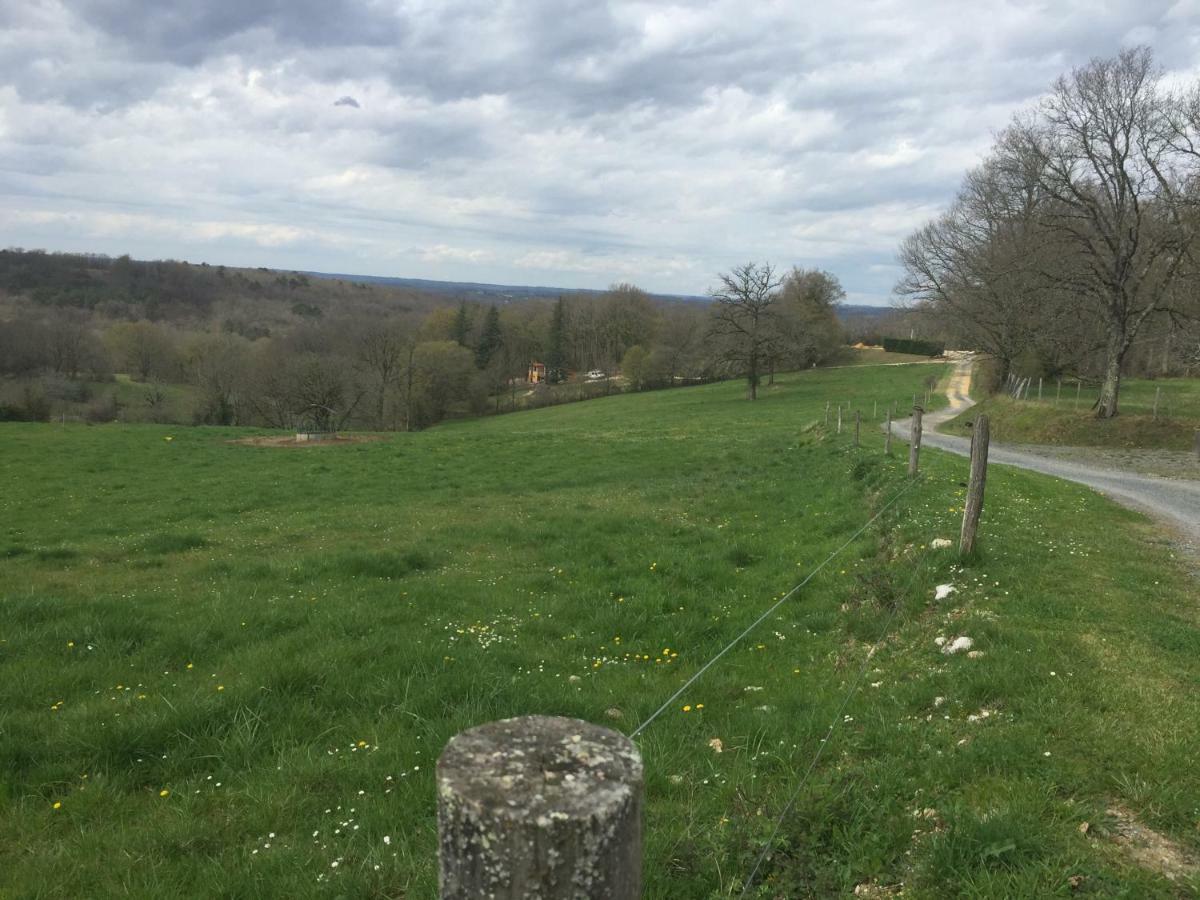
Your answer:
[475,305,503,369]
[1004,47,1195,417]
[451,302,472,348]
[545,297,568,383]
[708,263,783,400]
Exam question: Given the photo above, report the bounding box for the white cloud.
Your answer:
[2,0,1199,302]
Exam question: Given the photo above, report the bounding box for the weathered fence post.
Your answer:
[854,410,861,447]
[837,405,842,435]
[1038,377,1043,402]
[873,399,878,420]
[1075,379,1081,410]
[959,414,990,555]
[825,401,830,426]
[908,406,923,477]
[1194,429,1200,463]
[885,407,893,455]
[1153,386,1161,421]
[438,715,643,899]
[1056,378,1061,406]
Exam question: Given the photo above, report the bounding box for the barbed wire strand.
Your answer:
[629,474,922,741]
[738,537,938,898]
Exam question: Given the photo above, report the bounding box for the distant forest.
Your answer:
[0,248,899,430]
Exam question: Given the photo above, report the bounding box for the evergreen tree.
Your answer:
[475,305,502,369]
[545,296,568,383]
[451,302,472,348]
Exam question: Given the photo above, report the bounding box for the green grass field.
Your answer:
[1,364,1197,898]
[944,375,1200,451]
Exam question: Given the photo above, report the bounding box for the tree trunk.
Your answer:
[1095,329,1125,419]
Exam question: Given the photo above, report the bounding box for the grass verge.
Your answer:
[0,363,1197,897]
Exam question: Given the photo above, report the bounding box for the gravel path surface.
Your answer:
[890,358,1200,550]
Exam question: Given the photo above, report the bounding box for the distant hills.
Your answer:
[299,269,895,327]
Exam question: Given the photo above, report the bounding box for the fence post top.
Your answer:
[438,715,643,823]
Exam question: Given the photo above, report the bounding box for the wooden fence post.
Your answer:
[885,407,893,455]
[1038,377,1043,401]
[1056,378,1061,406]
[1075,379,1081,410]
[825,401,830,426]
[1194,429,1199,463]
[908,406,923,477]
[854,410,861,447]
[959,414,990,555]
[1153,386,1161,421]
[837,405,842,435]
[873,399,878,420]
[438,715,643,899]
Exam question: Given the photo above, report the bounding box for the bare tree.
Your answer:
[1004,47,1195,417]
[708,263,783,400]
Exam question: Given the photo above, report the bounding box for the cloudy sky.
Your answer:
[3,1,1200,303]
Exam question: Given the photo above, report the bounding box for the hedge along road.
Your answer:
[891,357,1200,552]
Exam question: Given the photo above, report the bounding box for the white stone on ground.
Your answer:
[934,584,956,601]
[941,636,974,655]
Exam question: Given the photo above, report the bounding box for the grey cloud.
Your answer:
[5,1,1200,299]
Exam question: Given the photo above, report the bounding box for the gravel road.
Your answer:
[890,358,1200,548]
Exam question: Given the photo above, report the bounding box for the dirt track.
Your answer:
[890,358,1200,551]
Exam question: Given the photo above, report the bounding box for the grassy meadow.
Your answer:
[946,374,1200,452]
[1,363,1198,898]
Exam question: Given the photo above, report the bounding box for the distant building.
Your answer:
[528,361,547,383]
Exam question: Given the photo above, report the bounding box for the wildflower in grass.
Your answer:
[186,663,193,670]
[216,685,224,691]
[159,789,170,798]
[67,641,74,648]
[683,705,692,712]
[52,801,62,810]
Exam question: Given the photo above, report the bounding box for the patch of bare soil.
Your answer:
[1103,805,1199,884]
[227,434,385,448]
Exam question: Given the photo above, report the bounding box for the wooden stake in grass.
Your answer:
[959,414,990,555]
[1194,428,1199,463]
[837,405,842,435]
[873,399,877,420]
[825,401,830,426]
[1056,378,1061,406]
[908,406,923,477]
[885,407,893,455]
[1038,377,1043,401]
[854,410,861,447]
[438,716,643,900]
[1154,386,1161,421]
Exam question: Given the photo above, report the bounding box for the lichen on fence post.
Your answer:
[959,414,990,555]
[908,406,923,477]
[437,715,643,900]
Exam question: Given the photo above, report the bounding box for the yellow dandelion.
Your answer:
[186,663,193,670]
[696,704,704,710]
[682,705,692,712]
[67,641,74,648]
[216,685,224,691]
[52,801,62,810]
[159,789,170,798]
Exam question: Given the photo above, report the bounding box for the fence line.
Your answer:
[738,538,938,897]
[629,475,923,739]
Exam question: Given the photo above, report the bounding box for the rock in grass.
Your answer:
[931,538,953,550]
[941,636,974,655]
[934,584,956,601]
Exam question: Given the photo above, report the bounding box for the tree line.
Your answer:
[898,47,1200,417]
[0,249,847,428]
